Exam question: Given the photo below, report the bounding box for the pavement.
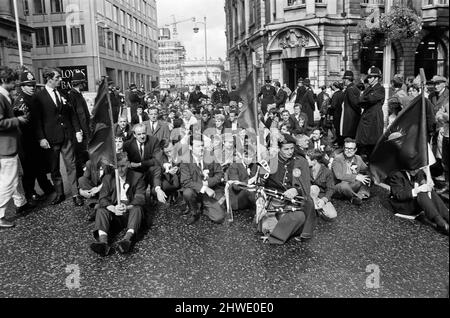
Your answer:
[0,184,448,298]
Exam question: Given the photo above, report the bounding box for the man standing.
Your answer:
[300,78,316,127]
[258,77,276,115]
[228,84,241,104]
[14,68,54,204]
[0,66,33,228]
[340,71,361,141]
[68,70,91,179]
[293,78,306,105]
[211,83,230,106]
[356,66,385,159]
[188,85,209,109]
[144,107,170,146]
[34,68,84,206]
[274,81,288,110]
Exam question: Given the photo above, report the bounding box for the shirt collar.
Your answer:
[45,85,56,94]
[0,86,10,100]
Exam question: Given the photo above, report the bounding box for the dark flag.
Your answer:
[237,71,257,132]
[369,94,429,183]
[88,78,115,167]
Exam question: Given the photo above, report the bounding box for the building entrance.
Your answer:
[284,58,308,92]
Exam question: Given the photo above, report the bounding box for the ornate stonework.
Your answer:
[279,29,309,49]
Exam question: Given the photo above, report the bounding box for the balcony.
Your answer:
[422,0,449,26]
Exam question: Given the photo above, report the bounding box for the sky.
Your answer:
[157,0,227,60]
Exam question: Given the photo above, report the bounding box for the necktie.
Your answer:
[54,89,62,108]
[139,143,144,159]
[151,122,155,134]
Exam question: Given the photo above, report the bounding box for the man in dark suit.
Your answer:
[293,78,306,104]
[341,71,361,141]
[388,168,449,235]
[34,68,84,206]
[90,152,147,256]
[274,81,288,110]
[180,139,226,225]
[301,78,316,127]
[143,107,170,146]
[67,70,91,179]
[211,83,230,106]
[188,85,209,108]
[113,115,132,141]
[258,77,276,115]
[228,84,242,104]
[123,123,167,204]
[130,105,149,126]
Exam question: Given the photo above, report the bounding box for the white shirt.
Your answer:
[150,121,158,132]
[45,85,61,107]
[0,86,11,104]
[136,139,145,158]
[119,177,128,202]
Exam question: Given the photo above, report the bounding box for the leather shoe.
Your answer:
[73,195,84,207]
[117,239,131,254]
[51,195,65,205]
[351,195,362,206]
[90,242,111,256]
[0,218,15,228]
[186,213,200,225]
[31,193,45,201]
[16,202,35,214]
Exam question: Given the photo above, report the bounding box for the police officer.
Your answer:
[211,83,230,106]
[68,70,91,181]
[13,68,54,204]
[258,77,276,115]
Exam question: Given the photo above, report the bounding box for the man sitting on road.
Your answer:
[90,152,146,256]
[331,138,371,205]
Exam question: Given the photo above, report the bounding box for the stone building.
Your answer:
[182,57,226,90]
[0,1,34,69]
[24,0,159,92]
[158,27,186,89]
[225,0,449,91]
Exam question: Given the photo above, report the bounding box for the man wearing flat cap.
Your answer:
[356,66,385,159]
[258,77,276,115]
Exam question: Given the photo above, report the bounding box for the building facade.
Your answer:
[158,27,186,89]
[25,0,159,92]
[182,57,227,89]
[0,1,34,69]
[225,0,449,91]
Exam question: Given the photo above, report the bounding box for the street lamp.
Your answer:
[194,17,208,91]
[95,20,109,80]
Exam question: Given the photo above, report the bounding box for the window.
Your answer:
[70,25,85,44]
[249,0,255,24]
[133,18,137,32]
[35,27,49,46]
[140,45,144,61]
[128,14,132,30]
[134,42,138,57]
[23,0,30,15]
[287,0,305,5]
[128,39,133,56]
[122,37,127,54]
[107,31,113,49]
[105,1,112,19]
[145,46,149,61]
[98,26,106,47]
[50,0,63,13]
[120,10,125,25]
[53,26,67,45]
[115,34,121,52]
[113,6,118,22]
[33,0,45,14]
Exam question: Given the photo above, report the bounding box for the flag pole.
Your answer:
[419,68,431,194]
[104,77,120,204]
[252,52,261,162]
[382,0,393,131]
[13,0,24,66]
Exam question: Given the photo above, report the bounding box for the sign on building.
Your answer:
[59,65,88,92]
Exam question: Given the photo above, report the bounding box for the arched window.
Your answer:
[415,35,448,79]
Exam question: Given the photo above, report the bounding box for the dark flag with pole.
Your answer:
[237,70,257,132]
[88,77,116,167]
[369,69,429,183]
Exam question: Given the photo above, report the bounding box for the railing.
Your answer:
[361,0,385,5]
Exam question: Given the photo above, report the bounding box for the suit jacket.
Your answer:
[301,88,316,126]
[331,153,368,183]
[356,82,385,145]
[228,162,258,192]
[310,164,335,201]
[274,88,288,108]
[131,112,149,126]
[0,94,20,156]
[34,87,81,145]
[294,86,306,104]
[258,85,276,107]
[113,123,132,141]
[67,88,90,139]
[98,170,146,207]
[180,157,224,192]
[330,90,344,133]
[387,170,426,215]
[188,91,208,106]
[429,87,449,116]
[123,135,163,174]
[308,138,331,154]
[143,120,170,146]
[228,90,242,103]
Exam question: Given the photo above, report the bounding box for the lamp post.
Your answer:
[95,20,108,80]
[194,17,208,91]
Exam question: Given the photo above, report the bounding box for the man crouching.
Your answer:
[90,152,146,256]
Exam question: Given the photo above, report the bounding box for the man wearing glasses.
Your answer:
[331,138,371,205]
[34,68,84,206]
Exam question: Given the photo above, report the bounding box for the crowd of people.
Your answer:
[0,64,448,257]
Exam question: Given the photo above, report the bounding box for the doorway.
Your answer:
[284,57,308,92]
